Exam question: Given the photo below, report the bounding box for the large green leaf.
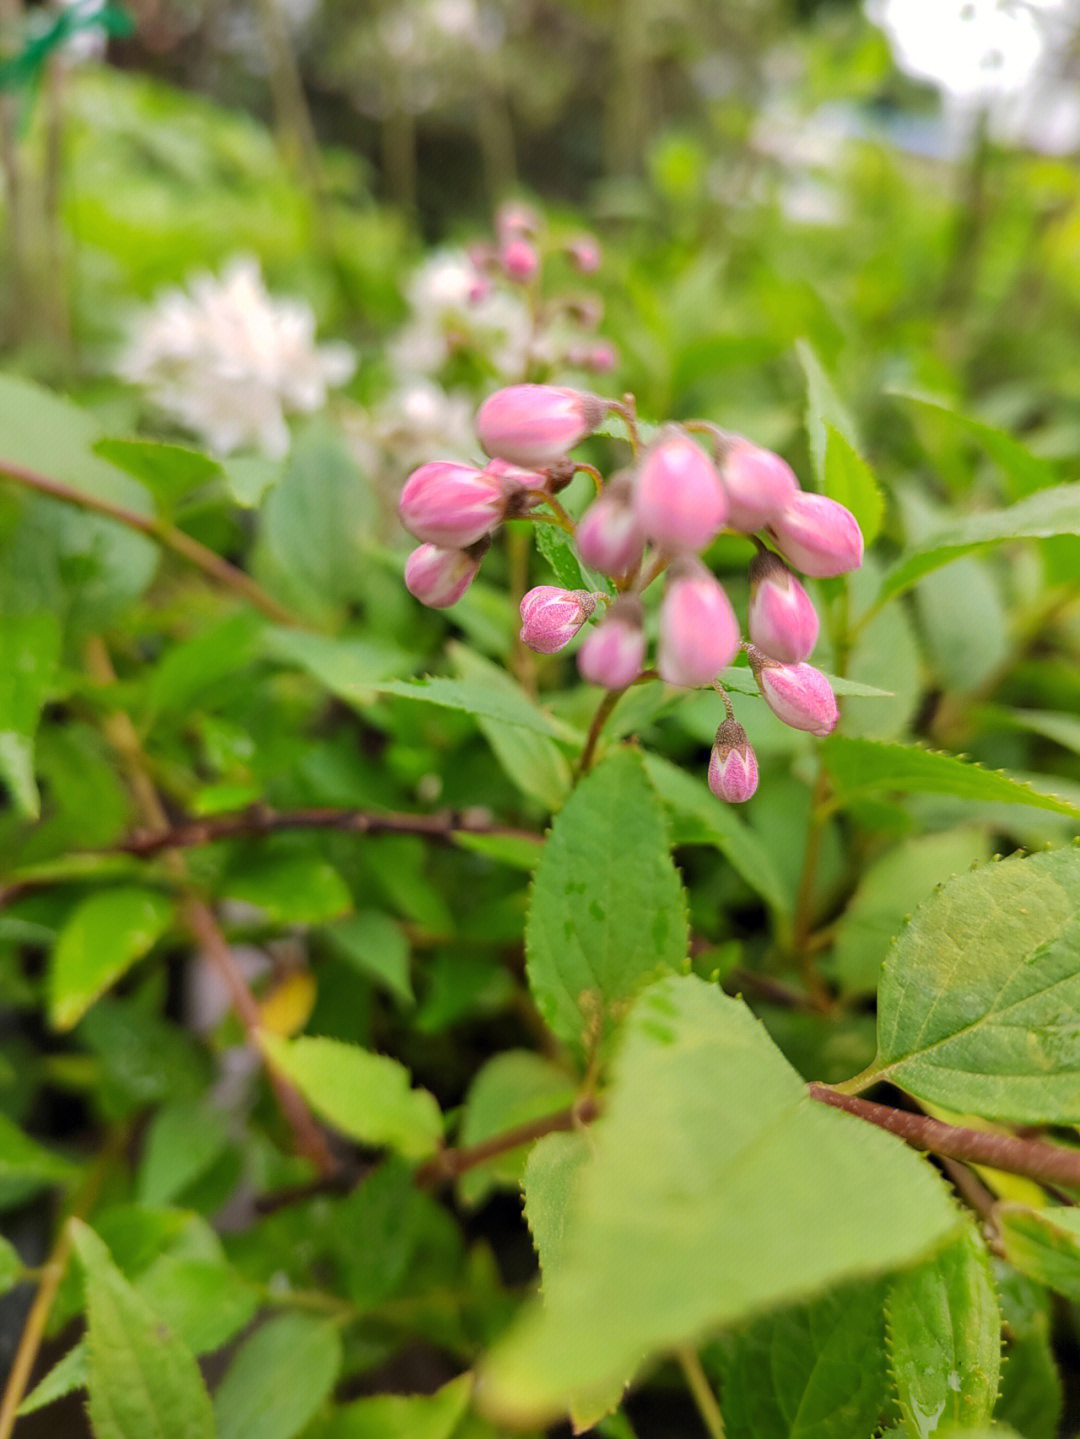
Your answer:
[260,1033,443,1160]
[823,426,883,546]
[214,1312,343,1439]
[478,975,959,1427]
[869,847,1080,1123]
[262,627,419,703]
[136,1099,232,1207]
[822,736,1080,820]
[715,1277,890,1439]
[525,748,688,1058]
[887,1225,1001,1434]
[311,1374,472,1439]
[71,1219,215,1439]
[890,390,1059,500]
[997,1204,1080,1301]
[48,886,175,1031]
[0,612,61,817]
[92,438,224,510]
[374,675,583,742]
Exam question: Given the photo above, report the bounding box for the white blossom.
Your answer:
[120,257,354,459]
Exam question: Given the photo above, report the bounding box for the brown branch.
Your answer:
[0,459,296,624]
[414,1096,600,1189]
[808,1083,1080,1192]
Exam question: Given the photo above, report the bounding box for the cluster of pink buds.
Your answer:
[399,381,865,803]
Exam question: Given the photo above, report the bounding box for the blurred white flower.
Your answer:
[120,257,355,459]
[389,249,532,380]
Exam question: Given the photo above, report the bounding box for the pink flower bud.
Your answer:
[577,597,646,689]
[769,492,864,578]
[398,462,506,548]
[576,474,645,577]
[720,439,800,533]
[747,551,820,663]
[657,559,740,688]
[708,719,759,803]
[501,238,539,282]
[405,543,482,609]
[566,236,601,273]
[634,429,728,553]
[519,586,598,654]
[496,201,539,241]
[484,457,549,491]
[748,649,838,735]
[476,384,604,467]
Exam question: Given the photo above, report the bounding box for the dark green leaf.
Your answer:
[0,611,60,817]
[322,911,414,1004]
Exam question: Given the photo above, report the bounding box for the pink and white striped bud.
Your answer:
[720,439,800,533]
[576,474,645,577]
[577,596,646,689]
[476,385,604,467]
[657,558,740,688]
[405,543,483,609]
[747,551,820,663]
[634,429,728,554]
[566,236,601,273]
[747,648,838,736]
[519,586,598,654]
[769,492,864,578]
[501,238,539,282]
[708,719,759,803]
[398,462,506,548]
[484,457,549,492]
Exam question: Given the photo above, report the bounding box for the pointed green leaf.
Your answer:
[92,438,224,508]
[263,627,419,703]
[137,1099,232,1207]
[214,1312,342,1439]
[71,1219,215,1439]
[0,1234,22,1295]
[822,737,1080,820]
[311,1373,472,1439]
[997,1204,1080,1301]
[872,847,1080,1123]
[0,1110,77,1186]
[0,612,61,817]
[796,339,861,490]
[220,853,352,925]
[374,675,583,742]
[261,1033,443,1160]
[322,911,414,1005]
[888,1224,1001,1434]
[890,389,1058,499]
[716,1277,890,1439]
[525,748,688,1058]
[49,887,175,1031]
[458,1051,576,1205]
[18,1341,88,1416]
[824,425,883,545]
[479,975,959,1428]
[996,1323,1062,1439]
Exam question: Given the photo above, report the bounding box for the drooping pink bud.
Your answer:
[519,586,598,654]
[476,385,604,467]
[720,439,800,533]
[747,648,838,735]
[634,429,727,554]
[708,719,759,803]
[769,492,864,578]
[657,558,740,688]
[484,457,549,491]
[566,236,601,273]
[398,462,506,548]
[747,550,820,663]
[501,238,539,282]
[405,543,482,609]
[577,596,646,689]
[496,201,539,241]
[576,474,645,577]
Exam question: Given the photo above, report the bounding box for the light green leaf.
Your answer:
[261,1033,443,1160]
[525,748,688,1058]
[214,1312,343,1439]
[137,1099,232,1206]
[996,1318,1062,1439]
[263,627,419,703]
[796,339,861,491]
[375,675,583,742]
[643,752,788,913]
[458,1051,576,1206]
[716,1277,890,1439]
[887,1225,1001,1434]
[136,1253,259,1357]
[997,1204,1080,1301]
[0,612,61,817]
[322,911,414,1004]
[311,1373,472,1439]
[823,425,883,545]
[146,609,264,718]
[533,521,592,593]
[18,1342,88,1416]
[71,1219,215,1439]
[890,389,1058,499]
[49,886,175,1031]
[0,1234,22,1295]
[822,736,1080,820]
[479,975,959,1428]
[451,831,544,870]
[871,847,1080,1123]
[0,1111,77,1186]
[220,853,352,925]
[92,438,223,509]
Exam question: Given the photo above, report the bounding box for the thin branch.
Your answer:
[0,458,296,624]
[808,1084,1080,1192]
[577,687,626,778]
[676,1348,725,1439]
[414,1096,599,1189]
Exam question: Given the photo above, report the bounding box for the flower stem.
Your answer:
[676,1348,725,1439]
[577,687,626,777]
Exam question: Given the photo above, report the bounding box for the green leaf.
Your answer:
[525,748,688,1058]
[890,389,1058,499]
[49,886,175,1031]
[823,425,883,545]
[715,1277,890,1439]
[458,1051,576,1206]
[871,847,1080,1123]
[375,675,583,742]
[877,482,1080,606]
[92,438,224,509]
[0,611,61,816]
[997,1204,1080,1301]
[18,1342,88,1416]
[311,1373,472,1439]
[996,1321,1062,1439]
[136,1253,259,1357]
[643,752,788,913]
[796,339,861,490]
[322,911,414,1004]
[261,1033,443,1160]
[0,1109,77,1186]
[263,627,419,703]
[887,1224,1001,1434]
[71,1219,215,1439]
[822,736,1080,820]
[533,521,591,592]
[220,853,352,925]
[137,1099,231,1207]
[0,1233,22,1295]
[478,974,959,1428]
[146,609,264,719]
[214,1312,343,1439]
